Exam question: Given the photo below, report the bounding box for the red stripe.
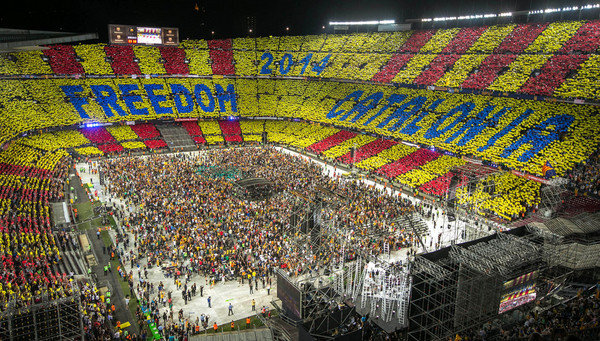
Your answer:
[144,139,168,149]
[97,143,124,153]
[159,46,189,75]
[337,139,398,164]
[307,130,357,153]
[419,172,454,197]
[559,20,600,54]
[519,55,589,96]
[397,30,436,53]
[495,23,548,54]
[43,45,84,75]
[104,45,141,75]
[131,123,161,139]
[442,27,487,54]
[461,54,517,90]
[79,127,115,144]
[371,54,414,83]
[0,163,51,178]
[207,39,235,75]
[376,149,439,179]
[413,54,461,86]
[218,120,242,136]
[181,121,203,136]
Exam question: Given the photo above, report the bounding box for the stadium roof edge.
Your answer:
[0,28,98,53]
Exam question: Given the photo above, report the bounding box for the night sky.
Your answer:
[0,0,591,41]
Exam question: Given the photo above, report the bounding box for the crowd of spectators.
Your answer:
[6,97,595,222]
[0,144,75,310]
[1,20,600,103]
[1,74,597,185]
[100,147,419,303]
[461,291,600,341]
[567,151,600,196]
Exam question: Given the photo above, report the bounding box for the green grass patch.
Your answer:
[78,221,91,231]
[201,311,276,334]
[74,201,94,221]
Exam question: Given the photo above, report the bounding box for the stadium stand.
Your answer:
[0,144,72,309]
[0,18,599,229]
[3,14,600,341]
[1,19,600,100]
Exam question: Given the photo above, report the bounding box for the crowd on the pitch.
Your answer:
[99,147,419,333]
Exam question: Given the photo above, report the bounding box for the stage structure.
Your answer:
[331,213,418,332]
[277,183,414,338]
[537,183,568,218]
[333,254,412,333]
[407,230,554,341]
[277,183,559,341]
[233,177,277,199]
[0,292,84,340]
[527,213,600,269]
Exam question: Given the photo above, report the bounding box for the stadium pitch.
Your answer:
[76,146,483,327]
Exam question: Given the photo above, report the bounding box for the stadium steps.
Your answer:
[266,316,298,341]
[65,251,86,275]
[54,233,87,275]
[189,328,273,341]
[408,214,429,235]
[156,124,196,150]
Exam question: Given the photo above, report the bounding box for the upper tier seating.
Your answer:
[1,19,599,100]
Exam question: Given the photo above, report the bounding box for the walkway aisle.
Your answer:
[70,166,140,337]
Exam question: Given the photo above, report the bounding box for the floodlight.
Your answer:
[329,20,395,26]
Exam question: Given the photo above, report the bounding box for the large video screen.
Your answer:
[277,271,302,320]
[137,27,162,45]
[108,25,179,45]
[499,270,539,314]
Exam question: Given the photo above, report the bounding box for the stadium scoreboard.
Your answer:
[109,25,179,45]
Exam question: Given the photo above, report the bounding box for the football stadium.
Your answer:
[1,1,600,340]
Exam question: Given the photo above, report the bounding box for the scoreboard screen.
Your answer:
[109,25,179,45]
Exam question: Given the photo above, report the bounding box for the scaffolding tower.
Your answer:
[538,184,568,218]
[408,232,548,341]
[0,293,84,341]
[446,163,503,243]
